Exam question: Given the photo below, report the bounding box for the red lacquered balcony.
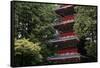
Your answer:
[56,47,79,55]
[55,5,75,16]
[59,32,77,37]
[52,40,79,49]
[62,15,75,21]
[54,22,74,33]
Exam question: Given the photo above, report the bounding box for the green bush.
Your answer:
[14,38,43,66]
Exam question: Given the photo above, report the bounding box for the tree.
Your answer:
[74,6,97,59]
[13,2,57,65]
[14,2,57,40]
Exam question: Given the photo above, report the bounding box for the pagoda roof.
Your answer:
[55,5,75,16]
[55,5,74,12]
[52,19,74,26]
[48,35,79,43]
[47,53,80,61]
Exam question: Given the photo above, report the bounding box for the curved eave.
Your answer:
[48,36,80,43]
[55,5,75,16]
[52,19,74,27]
[55,5,74,12]
[47,54,80,61]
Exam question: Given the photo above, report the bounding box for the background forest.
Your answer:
[12,2,97,66]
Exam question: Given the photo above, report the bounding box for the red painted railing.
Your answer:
[60,32,77,37]
[62,15,75,21]
[56,47,79,54]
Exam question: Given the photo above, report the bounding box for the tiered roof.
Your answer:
[48,35,79,43]
[47,4,80,62]
[55,5,75,15]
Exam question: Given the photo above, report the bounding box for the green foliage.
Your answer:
[74,6,97,58]
[14,2,57,65]
[14,2,57,40]
[15,38,43,65]
[74,6,97,38]
[85,42,97,58]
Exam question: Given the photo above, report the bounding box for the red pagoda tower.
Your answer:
[47,5,81,63]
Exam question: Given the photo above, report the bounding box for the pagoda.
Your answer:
[47,4,81,63]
